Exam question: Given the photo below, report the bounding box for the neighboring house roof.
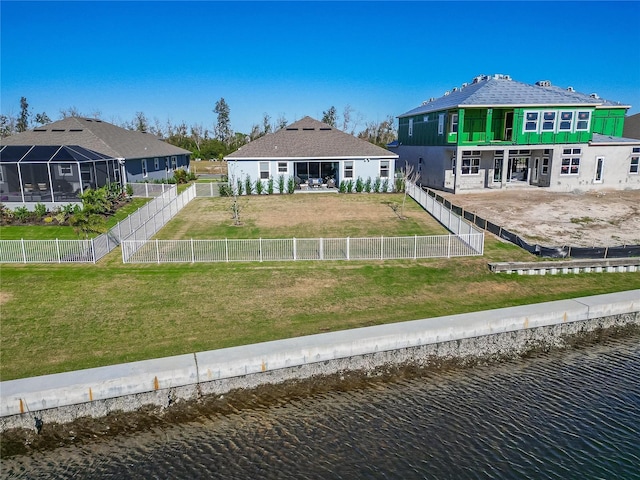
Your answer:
[225,116,398,160]
[0,117,191,159]
[623,113,640,140]
[0,144,115,163]
[399,74,631,118]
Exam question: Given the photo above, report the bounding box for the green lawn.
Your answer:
[1,193,638,381]
[0,198,151,240]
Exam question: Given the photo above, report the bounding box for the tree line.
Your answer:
[0,97,397,159]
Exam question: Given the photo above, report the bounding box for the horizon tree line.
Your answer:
[0,97,397,159]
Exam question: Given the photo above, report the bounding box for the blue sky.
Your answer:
[2,1,639,135]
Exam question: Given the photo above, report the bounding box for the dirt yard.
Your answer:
[437,188,640,247]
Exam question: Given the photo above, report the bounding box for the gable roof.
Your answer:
[225,116,397,160]
[399,75,631,118]
[0,117,191,159]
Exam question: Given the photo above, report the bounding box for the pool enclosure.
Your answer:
[0,145,122,204]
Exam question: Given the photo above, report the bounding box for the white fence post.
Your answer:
[293,237,297,261]
[156,239,160,264]
[91,238,96,264]
[21,238,26,263]
[225,238,229,263]
[56,238,61,263]
[347,237,350,260]
[191,238,195,263]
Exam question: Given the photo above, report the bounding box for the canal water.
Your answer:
[2,330,639,479]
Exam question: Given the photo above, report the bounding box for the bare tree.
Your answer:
[399,163,420,219]
[275,114,288,131]
[59,106,82,118]
[262,113,272,135]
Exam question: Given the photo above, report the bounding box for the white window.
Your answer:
[0,167,4,182]
[154,158,159,170]
[594,157,604,183]
[560,149,580,175]
[142,159,148,178]
[541,111,556,131]
[58,164,73,176]
[631,148,639,174]
[277,161,288,173]
[575,111,591,131]
[379,160,390,178]
[165,157,171,171]
[344,161,354,178]
[461,151,480,175]
[171,156,177,169]
[408,118,413,137]
[438,114,445,135]
[423,115,429,122]
[558,111,573,131]
[259,162,270,180]
[449,113,459,134]
[524,112,539,132]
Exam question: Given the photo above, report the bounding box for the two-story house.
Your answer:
[394,74,640,193]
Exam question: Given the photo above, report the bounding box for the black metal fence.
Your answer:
[422,187,640,259]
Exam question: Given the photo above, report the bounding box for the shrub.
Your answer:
[126,184,134,197]
[236,179,244,196]
[339,181,347,193]
[278,175,286,194]
[33,202,48,219]
[395,177,405,193]
[346,180,354,193]
[245,175,253,195]
[382,178,390,192]
[373,177,382,193]
[267,177,274,195]
[287,177,296,194]
[13,206,31,223]
[255,180,264,195]
[364,177,372,193]
[173,169,188,184]
[219,183,232,197]
[355,176,364,193]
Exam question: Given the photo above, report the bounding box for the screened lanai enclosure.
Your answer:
[0,145,122,204]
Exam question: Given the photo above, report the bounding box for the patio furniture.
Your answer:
[308,178,323,188]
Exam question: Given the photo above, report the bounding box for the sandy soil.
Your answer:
[437,188,640,247]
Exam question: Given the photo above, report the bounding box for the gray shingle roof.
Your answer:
[591,133,640,145]
[225,116,397,159]
[0,117,191,159]
[399,76,630,118]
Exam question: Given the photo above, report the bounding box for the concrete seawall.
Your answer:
[1,289,638,432]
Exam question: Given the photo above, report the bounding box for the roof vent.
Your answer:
[461,82,468,88]
[286,127,298,130]
[444,91,450,96]
[536,80,552,87]
[52,129,65,132]
[472,75,485,84]
[590,93,600,99]
[567,86,574,92]
[34,129,47,132]
[451,87,458,92]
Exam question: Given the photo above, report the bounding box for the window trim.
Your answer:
[408,118,413,137]
[594,156,604,183]
[277,161,288,174]
[171,156,177,169]
[344,161,354,178]
[58,164,73,176]
[141,159,148,178]
[438,114,445,135]
[460,151,480,175]
[379,160,390,178]
[541,111,556,132]
[449,113,459,134]
[259,161,270,180]
[630,156,639,174]
[154,157,159,170]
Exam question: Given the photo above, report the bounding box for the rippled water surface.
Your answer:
[3,333,640,479]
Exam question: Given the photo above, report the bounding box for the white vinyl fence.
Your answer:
[405,181,483,237]
[121,233,484,264]
[0,239,96,263]
[0,185,186,263]
[128,183,178,198]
